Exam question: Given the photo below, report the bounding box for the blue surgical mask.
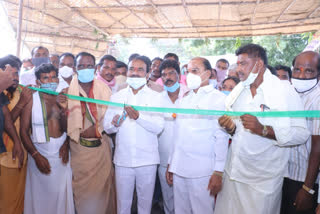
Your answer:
[164,81,180,93]
[221,90,231,96]
[32,57,50,68]
[77,68,95,83]
[126,77,146,90]
[40,82,58,92]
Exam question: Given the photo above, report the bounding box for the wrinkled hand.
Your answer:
[17,85,34,108]
[294,188,314,211]
[316,204,320,214]
[12,141,24,168]
[207,173,223,196]
[34,153,51,174]
[124,106,139,120]
[166,165,173,185]
[218,115,235,133]
[111,114,125,127]
[59,139,69,164]
[240,114,263,135]
[56,89,68,109]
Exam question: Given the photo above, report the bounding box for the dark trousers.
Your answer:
[280,177,318,214]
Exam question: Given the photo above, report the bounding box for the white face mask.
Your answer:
[209,79,218,88]
[59,66,74,78]
[291,77,318,93]
[187,72,209,90]
[242,62,258,87]
[126,77,146,90]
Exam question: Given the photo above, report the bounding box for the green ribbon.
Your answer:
[27,86,320,118]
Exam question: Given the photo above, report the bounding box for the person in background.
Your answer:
[227,63,239,79]
[149,57,163,82]
[215,58,229,85]
[220,76,240,96]
[56,52,75,93]
[20,46,50,86]
[115,61,128,86]
[21,58,34,73]
[209,68,218,89]
[50,54,60,69]
[275,65,292,82]
[96,55,119,93]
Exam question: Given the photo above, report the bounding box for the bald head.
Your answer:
[292,51,320,79]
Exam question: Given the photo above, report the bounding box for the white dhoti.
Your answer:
[115,165,157,214]
[173,174,214,214]
[214,173,282,214]
[24,133,75,214]
[158,166,174,214]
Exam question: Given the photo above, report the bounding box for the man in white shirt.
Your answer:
[166,57,229,214]
[215,44,310,214]
[104,55,165,214]
[158,59,188,214]
[56,52,75,93]
[281,51,320,214]
[20,46,50,86]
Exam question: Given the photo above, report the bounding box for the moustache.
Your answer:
[165,79,174,85]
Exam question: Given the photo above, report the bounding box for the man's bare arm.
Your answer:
[3,105,24,168]
[20,100,37,155]
[11,86,34,122]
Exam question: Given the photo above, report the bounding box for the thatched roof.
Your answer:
[2,0,320,57]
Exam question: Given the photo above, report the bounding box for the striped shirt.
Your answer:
[287,84,320,182]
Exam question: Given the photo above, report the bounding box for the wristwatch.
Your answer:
[302,184,315,195]
[262,125,268,137]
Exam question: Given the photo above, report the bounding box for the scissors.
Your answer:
[116,102,127,126]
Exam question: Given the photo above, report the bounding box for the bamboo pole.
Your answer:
[16,0,23,57]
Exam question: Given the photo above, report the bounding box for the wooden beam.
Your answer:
[250,0,260,24]
[16,0,23,57]
[113,0,153,28]
[216,0,222,30]
[58,0,110,37]
[146,0,174,28]
[181,0,199,36]
[276,0,296,22]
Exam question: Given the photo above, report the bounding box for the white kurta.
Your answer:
[215,70,309,214]
[24,133,75,214]
[168,85,229,214]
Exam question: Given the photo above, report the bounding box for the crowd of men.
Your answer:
[0,43,319,214]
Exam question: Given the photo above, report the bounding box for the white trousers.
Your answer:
[115,165,157,214]
[173,174,214,214]
[158,166,174,214]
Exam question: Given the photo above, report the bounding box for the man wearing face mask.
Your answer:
[281,51,320,214]
[166,57,229,214]
[104,55,164,214]
[67,52,116,214]
[56,52,75,93]
[215,44,309,214]
[157,59,188,214]
[20,63,74,214]
[215,58,229,85]
[20,46,50,86]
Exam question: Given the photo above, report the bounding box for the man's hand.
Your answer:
[12,141,24,168]
[56,89,68,109]
[218,115,235,133]
[111,114,124,127]
[294,188,314,211]
[17,86,34,108]
[166,165,173,185]
[59,139,69,164]
[124,106,139,120]
[207,172,223,196]
[33,153,51,174]
[240,114,263,135]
